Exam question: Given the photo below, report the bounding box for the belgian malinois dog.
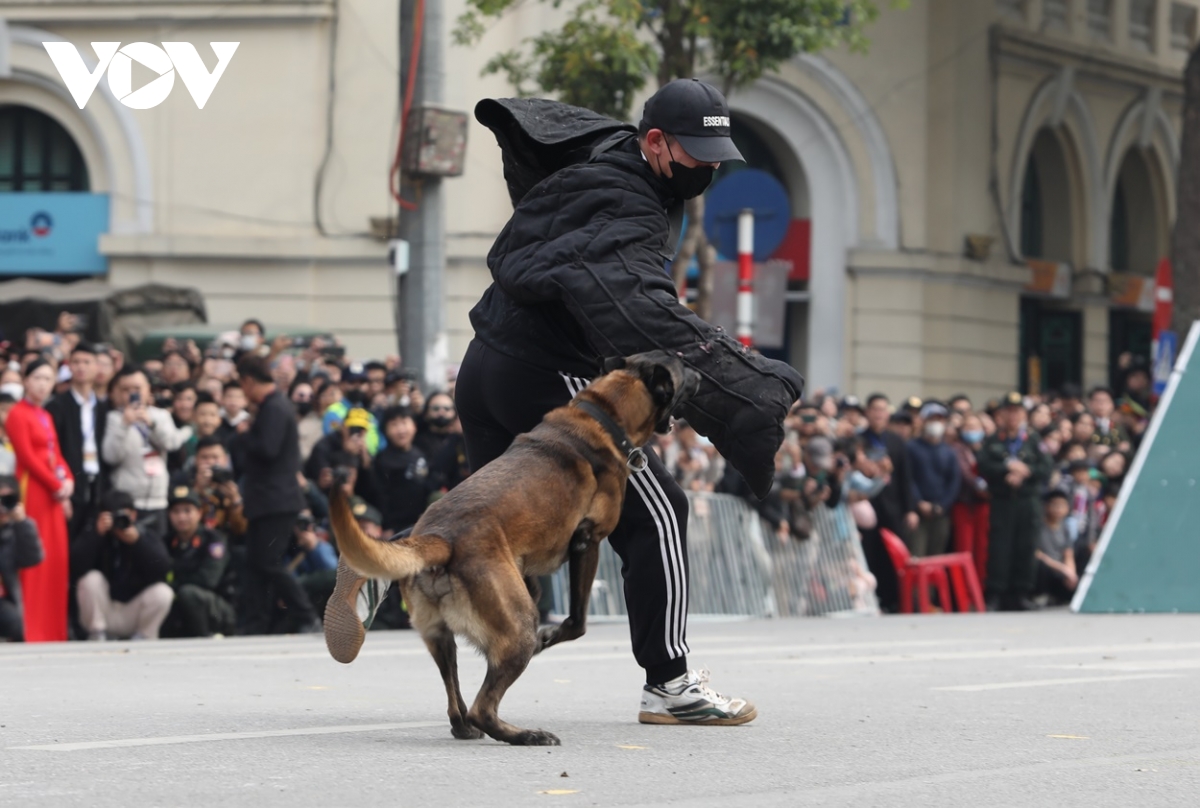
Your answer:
[329,351,699,746]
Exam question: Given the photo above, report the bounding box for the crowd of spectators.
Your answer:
[671,360,1155,613]
[0,315,466,642]
[0,309,1158,640]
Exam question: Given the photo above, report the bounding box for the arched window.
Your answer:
[0,106,89,192]
[1020,154,1042,258]
[1019,127,1074,264]
[1109,148,1166,275]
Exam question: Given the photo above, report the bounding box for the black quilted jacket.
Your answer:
[469,99,805,498]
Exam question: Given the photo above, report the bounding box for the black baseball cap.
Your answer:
[641,79,745,164]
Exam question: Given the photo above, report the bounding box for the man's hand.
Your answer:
[917,501,933,518]
[96,511,113,535]
[183,339,202,367]
[11,503,26,522]
[296,529,319,552]
[114,524,139,545]
[57,479,74,502]
[123,402,144,426]
[236,417,252,434]
[1007,459,1031,478]
[905,511,920,532]
[1064,569,1079,591]
[218,480,241,505]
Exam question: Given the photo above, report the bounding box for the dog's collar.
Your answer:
[575,399,649,473]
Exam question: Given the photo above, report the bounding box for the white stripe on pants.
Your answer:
[559,373,689,659]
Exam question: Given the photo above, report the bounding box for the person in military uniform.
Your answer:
[976,393,1053,611]
[162,485,236,637]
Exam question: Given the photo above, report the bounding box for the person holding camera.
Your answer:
[305,407,372,490]
[71,489,174,640]
[162,486,236,638]
[233,354,321,635]
[286,510,339,628]
[0,475,45,641]
[102,365,193,540]
[182,436,248,542]
[6,358,74,642]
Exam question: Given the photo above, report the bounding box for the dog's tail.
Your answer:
[329,488,450,579]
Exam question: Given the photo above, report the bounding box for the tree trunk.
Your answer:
[1171,44,1200,334]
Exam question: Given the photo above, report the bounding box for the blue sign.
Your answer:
[0,193,109,275]
[1153,330,1177,397]
[703,169,791,261]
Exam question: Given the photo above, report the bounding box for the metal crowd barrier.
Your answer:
[549,492,880,619]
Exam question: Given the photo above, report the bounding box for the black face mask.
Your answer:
[664,140,715,200]
[427,415,454,429]
[295,401,313,417]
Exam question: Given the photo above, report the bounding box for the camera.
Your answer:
[292,336,310,349]
[113,512,133,531]
[296,514,316,531]
[129,390,142,406]
[211,466,233,485]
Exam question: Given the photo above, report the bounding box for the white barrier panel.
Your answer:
[549,492,879,618]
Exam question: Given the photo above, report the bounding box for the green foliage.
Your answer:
[480,1,658,119]
[455,0,901,118]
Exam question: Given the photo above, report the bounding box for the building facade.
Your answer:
[0,1,400,358]
[444,0,1194,403]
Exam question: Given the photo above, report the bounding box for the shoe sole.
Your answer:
[637,705,758,726]
[324,560,366,664]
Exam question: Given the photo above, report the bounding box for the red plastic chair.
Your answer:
[880,529,986,614]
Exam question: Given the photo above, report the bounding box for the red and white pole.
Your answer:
[737,208,754,347]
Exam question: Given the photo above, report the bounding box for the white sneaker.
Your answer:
[638,669,758,726]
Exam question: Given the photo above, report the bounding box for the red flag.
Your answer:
[1152,257,1173,342]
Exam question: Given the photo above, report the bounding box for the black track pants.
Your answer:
[455,339,689,684]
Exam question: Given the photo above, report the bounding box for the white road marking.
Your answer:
[9,721,445,752]
[1037,658,1200,672]
[753,641,1200,667]
[932,673,1183,692]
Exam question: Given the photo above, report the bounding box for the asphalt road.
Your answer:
[4,611,1200,807]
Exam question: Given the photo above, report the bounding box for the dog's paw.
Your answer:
[451,723,484,740]
[511,729,561,746]
[535,626,560,654]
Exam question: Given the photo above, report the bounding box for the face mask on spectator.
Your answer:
[923,421,946,440]
[0,382,23,400]
[961,429,984,445]
[295,400,313,417]
[240,334,260,352]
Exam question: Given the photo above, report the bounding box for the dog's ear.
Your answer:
[602,356,627,374]
[646,364,675,409]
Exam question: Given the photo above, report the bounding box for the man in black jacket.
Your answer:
[234,353,320,634]
[45,342,108,539]
[326,80,803,726]
[861,393,919,611]
[70,489,174,640]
